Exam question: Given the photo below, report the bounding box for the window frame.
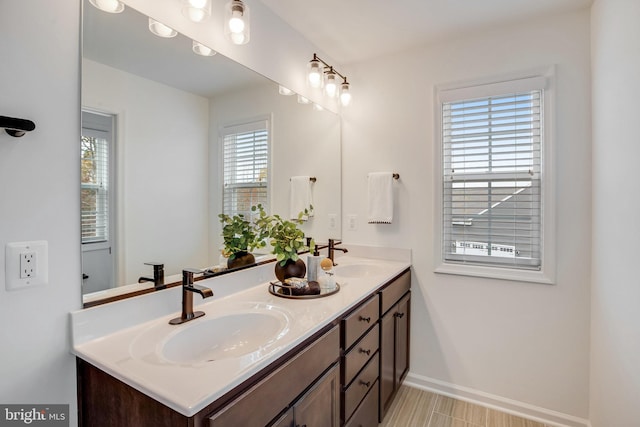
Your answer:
[81,111,115,251]
[219,116,271,219]
[433,67,556,284]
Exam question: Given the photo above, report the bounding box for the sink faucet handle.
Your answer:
[183,267,204,275]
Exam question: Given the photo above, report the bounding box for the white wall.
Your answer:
[590,1,640,425]
[82,59,210,286]
[0,0,81,424]
[208,82,342,254]
[342,8,592,422]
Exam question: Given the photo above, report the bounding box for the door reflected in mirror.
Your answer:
[81,0,341,305]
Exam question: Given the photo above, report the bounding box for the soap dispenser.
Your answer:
[307,239,321,282]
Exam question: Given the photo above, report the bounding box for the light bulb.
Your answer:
[90,0,124,13]
[225,0,250,45]
[308,59,323,88]
[148,19,177,38]
[182,0,211,22]
[229,13,245,33]
[192,41,216,56]
[340,82,352,106]
[324,71,338,98]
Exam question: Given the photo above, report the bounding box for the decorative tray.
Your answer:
[268,281,340,299]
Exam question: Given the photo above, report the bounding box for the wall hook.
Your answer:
[1,115,36,138]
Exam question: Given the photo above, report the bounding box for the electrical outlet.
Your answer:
[328,214,337,230]
[20,251,36,278]
[347,214,357,231]
[5,241,48,291]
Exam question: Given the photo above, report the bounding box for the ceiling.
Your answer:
[258,0,592,64]
[83,1,267,98]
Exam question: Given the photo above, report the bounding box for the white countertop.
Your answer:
[71,250,410,417]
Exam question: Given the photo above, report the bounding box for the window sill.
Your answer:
[434,262,554,285]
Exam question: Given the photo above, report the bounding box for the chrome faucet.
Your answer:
[328,239,348,265]
[169,268,214,325]
[138,262,165,290]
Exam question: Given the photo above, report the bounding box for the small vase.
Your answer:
[227,251,256,269]
[274,258,306,282]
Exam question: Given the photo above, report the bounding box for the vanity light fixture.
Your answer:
[182,0,211,23]
[312,103,324,112]
[192,40,216,56]
[225,0,250,45]
[297,95,311,104]
[148,18,177,38]
[279,85,295,96]
[307,54,352,107]
[89,0,124,13]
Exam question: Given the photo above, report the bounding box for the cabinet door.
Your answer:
[394,294,410,386]
[294,365,340,427]
[379,311,395,419]
[379,292,411,422]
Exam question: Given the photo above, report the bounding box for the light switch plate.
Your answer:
[5,241,48,291]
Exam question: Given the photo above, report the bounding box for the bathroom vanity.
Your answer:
[72,252,411,427]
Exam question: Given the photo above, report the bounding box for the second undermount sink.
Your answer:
[334,263,389,278]
[160,311,289,364]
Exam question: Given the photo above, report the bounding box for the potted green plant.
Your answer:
[218,209,268,269]
[254,206,310,282]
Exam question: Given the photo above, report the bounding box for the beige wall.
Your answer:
[342,7,592,423]
[0,1,82,425]
[590,0,640,425]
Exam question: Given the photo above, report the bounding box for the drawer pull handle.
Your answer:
[358,348,371,356]
[359,315,371,323]
[359,380,371,388]
[394,312,405,319]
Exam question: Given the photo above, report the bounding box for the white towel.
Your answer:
[367,172,394,224]
[290,176,314,220]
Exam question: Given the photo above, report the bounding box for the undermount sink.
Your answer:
[334,263,388,278]
[161,312,289,364]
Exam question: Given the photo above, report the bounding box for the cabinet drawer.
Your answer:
[343,295,379,350]
[344,380,378,427]
[209,325,339,427]
[343,325,379,387]
[343,352,379,422]
[380,270,410,315]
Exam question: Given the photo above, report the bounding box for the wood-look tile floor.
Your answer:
[380,386,553,427]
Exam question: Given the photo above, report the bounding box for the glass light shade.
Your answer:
[225,0,250,45]
[297,95,311,104]
[307,59,323,88]
[148,18,177,38]
[313,104,324,112]
[340,82,352,106]
[89,0,124,13]
[324,70,338,98]
[182,0,211,23]
[279,86,294,96]
[192,40,216,56]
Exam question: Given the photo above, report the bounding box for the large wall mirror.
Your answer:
[81,0,341,305]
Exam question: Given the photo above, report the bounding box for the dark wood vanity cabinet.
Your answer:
[270,365,340,427]
[378,270,411,422]
[77,267,411,427]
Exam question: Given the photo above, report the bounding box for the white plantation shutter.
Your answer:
[441,77,544,270]
[222,119,269,218]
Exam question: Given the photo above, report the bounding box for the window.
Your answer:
[221,118,270,218]
[81,111,113,244]
[435,70,555,283]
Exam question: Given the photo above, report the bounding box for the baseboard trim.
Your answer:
[404,373,590,427]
